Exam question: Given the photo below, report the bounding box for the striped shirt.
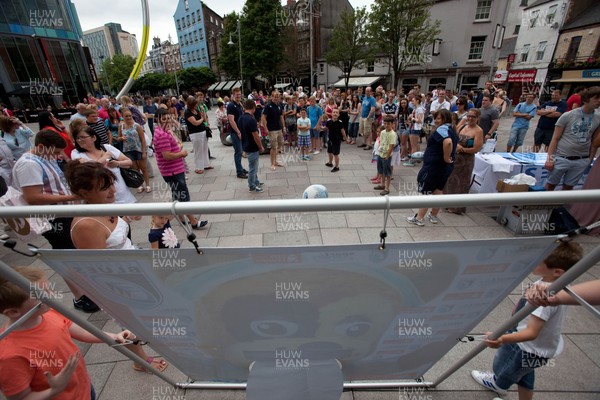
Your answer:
[87,119,109,144]
[153,126,185,176]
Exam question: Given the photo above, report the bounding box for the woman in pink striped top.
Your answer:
[153,109,208,229]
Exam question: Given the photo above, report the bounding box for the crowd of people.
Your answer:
[0,83,599,399]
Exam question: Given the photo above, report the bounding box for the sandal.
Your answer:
[195,169,204,174]
[145,186,152,193]
[204,166,214,170]
[137,186,144,193]
[133,356,169,373]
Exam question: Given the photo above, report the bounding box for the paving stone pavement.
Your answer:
[0,109,598,400]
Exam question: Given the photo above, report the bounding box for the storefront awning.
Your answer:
[207,82,220,91]
[332,76,383,88]
[551,69,600,83]
[222,80,241,91]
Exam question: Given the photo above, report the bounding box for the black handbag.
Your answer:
[205,126,213,138]
[120,168,144,188]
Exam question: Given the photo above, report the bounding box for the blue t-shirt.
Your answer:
[307,105,323,129]
[148,221,180,249]
[537,100,567,130]
[512,102,537,129]
[263,101,283,131]
[422,124,457,174]
[361,96,377,118]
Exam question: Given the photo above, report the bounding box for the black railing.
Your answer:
[550,56,600,69]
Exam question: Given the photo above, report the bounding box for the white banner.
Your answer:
[40,238,557,381]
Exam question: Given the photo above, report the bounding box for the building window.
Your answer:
[520,0,527,6]
[513,25,520,34]
[192,12,196,23]
[199,29,204,40]
[520,44,530,62]
[468,36,486,60]
[179,36,183,46]
[529,10,539,28]
[187,15,190,26]
[194,31,198,42]
[536,41,547,61]
[546,5,557,24]
[367,61,375,73]
[319,63,324,74]
[428,78,447,92]
[177,19,181,30]
[475,0,492,21]
[566,36,582,60]
[184,0,189,10]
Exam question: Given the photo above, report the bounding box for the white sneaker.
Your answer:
[470,370,508,396]
[0,233,9,241]
[406,215,424,226]
[426,212,440,224]
[314,150,320,155]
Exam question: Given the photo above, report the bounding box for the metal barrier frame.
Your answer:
[1,190,599,390]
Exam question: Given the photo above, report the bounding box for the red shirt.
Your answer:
[567,93,581,111]
[0,310,91,399]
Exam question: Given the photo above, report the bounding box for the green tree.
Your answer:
[100,54,136,95]
[240,0,284,85]
[178,67,217,91]
[368,0,440,90]
[325,7,375,90]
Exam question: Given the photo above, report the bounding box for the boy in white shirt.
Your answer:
[471,241,583,400]
[297,109,311,161]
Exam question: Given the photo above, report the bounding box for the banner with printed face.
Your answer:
[40,237,557,382]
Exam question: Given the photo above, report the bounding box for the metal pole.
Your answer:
[432,242,600,387]
[178,381,434,390]
[0,260,179,387]
[238,18,243,94]
[309,0,313,92]
[0,191,598,218]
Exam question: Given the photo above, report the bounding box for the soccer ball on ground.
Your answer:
[303,184,328,199]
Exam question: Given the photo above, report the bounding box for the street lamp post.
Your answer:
[99,55,111,95]
[297,1,315,92]
[228,18,243,93]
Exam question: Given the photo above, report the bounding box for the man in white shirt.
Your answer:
[429,89,450,118]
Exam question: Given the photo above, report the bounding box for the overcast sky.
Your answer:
[72,0,372,54]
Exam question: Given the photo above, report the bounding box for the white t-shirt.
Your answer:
[430,99,450,114]
[516,279,566,359]
[71,145,136,204]
[12,153,73,204]
[297,117,311,136]
[412,106,425,130]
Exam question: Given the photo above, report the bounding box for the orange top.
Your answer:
[0,310,91,399]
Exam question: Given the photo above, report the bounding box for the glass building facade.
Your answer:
[0,0,94,109]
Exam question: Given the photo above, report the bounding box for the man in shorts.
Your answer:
[544,87,600,191]
[534,89,567,152]
[261,90,285,170]
[506,93,537,153]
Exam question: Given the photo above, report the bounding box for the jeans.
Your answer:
[229,131,244,175]
[162,172,191,202]
[247,151,260,189]
[348,122,359,138]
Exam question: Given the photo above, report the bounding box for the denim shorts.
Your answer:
[507,126,528,147]
[125,150,142,161]
[310,128,320,139]
[493,342,548,391]
[546,156,590,187]
[409,129,422,136]
[377,156,392,177]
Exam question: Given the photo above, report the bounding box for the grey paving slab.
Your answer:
[87,363,115,400]
[243,218,277,235]
[263,230,309,246]
[207,190,234,200]
[318,213,348,229]
[219,234,263,247]
[568,334,600,368]
[321,228,360,245]
[205,221,244,238]
[347,212,391,228]
[306,229,323,246]
[406,227,463,242]
[182,389,247,400]
[455,225,515,239]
